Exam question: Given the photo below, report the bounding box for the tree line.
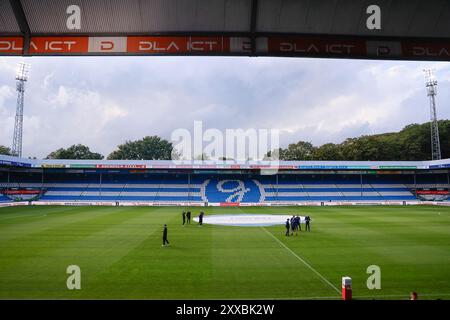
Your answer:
[269,120,449,161]
[0,120,448,161]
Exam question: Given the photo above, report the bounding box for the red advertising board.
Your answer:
[220,202,240,207]
[267,37,367,57]
[2,190,41,195]
[128,36,230,54]
[416,190,449,195]
[127,36,188,54]
[402,41,450,58]
[1,35,450,61]
[0,37,23,54]
[29,37,89,54]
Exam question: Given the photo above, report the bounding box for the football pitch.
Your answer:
[0,205,450,300]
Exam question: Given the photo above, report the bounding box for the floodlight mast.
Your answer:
[423,69,441,161]
[11,62,30,157]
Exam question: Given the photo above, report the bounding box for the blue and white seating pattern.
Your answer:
[2,174,449,203]
[5,180,204,202]
[0,194,10,202]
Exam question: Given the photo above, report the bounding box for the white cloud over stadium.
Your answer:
[0,56,449,158]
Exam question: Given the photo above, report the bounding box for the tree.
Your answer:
[279,141,316,160]
[265,120,450,161]
[107,136,173,160]
[0,145,12,155]
[313,143,343,161]
[46,144,103,160]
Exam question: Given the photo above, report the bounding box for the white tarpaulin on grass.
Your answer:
[193,214,305,227]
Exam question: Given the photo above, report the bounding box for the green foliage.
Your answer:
[46,144,103,160]
[0,145,12,156]
[272,120,450,161]
[107,135,173,160]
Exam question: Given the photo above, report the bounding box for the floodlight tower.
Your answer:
[11,62,30,157]
[423,69,441,160]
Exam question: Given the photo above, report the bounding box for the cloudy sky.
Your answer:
[0,56,449,159]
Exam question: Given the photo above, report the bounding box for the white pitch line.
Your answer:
[261,227,341,295]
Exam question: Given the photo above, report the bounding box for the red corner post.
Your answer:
[342,276,352,300]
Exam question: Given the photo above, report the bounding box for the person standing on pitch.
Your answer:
[186,211,191,224]
[182,211,186,226]
[162,224,169,247]
[285,218,290,236]
[198,211,204,225]
[296,215,302,232]
[290,215,296,236]
[293,215,300,236]
[305,215,311,231]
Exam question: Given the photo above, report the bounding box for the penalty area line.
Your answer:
[261,227,340,295]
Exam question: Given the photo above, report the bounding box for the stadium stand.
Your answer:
[0,173,436,203]
[0,194,10,202]
[1,155,449,204]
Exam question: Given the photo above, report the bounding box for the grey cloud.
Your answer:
[0,56,449,158]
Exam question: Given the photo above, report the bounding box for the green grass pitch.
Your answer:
[0,205,450,300]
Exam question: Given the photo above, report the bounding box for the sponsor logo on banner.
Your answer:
[88,37,127,53]
[127,36,187,53]
[127,36,244,54]
[95,164,146,169]
[219,202,240,206]
[267,37,367,56]
[366,40,402,57]
[402,41,450,58]
[229,37,251,53]
[416,190,449,195]
[189,37,226,52]
[30,37,89,53]
[0,37,23,53]
[41,164,67,168]
[0,35,447,61]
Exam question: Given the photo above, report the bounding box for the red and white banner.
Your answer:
[2,35,450,61]
[0,36,250,55]
[265,37,367,57]
[0,37,23,54]
[29,36,89,54]
[416,190,449,195]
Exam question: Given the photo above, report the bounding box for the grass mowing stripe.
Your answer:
[261,227,341,295]
[1,205,449,299]
[0,213,47,221]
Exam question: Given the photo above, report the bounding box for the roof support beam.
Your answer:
[250,0,258,56]
[9,0,30,55]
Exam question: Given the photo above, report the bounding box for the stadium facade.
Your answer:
[1,154,449,206]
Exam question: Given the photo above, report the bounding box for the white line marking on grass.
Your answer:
[261,227,341,295]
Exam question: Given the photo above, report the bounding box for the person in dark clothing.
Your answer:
[290,215,295,235]
[305,216,311,231]
[296,215,302,232]
[162,224,169,246]
[198,211,204,225]
[182,211,186,225]
[186,211,191,224]
[285,219,290,236]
